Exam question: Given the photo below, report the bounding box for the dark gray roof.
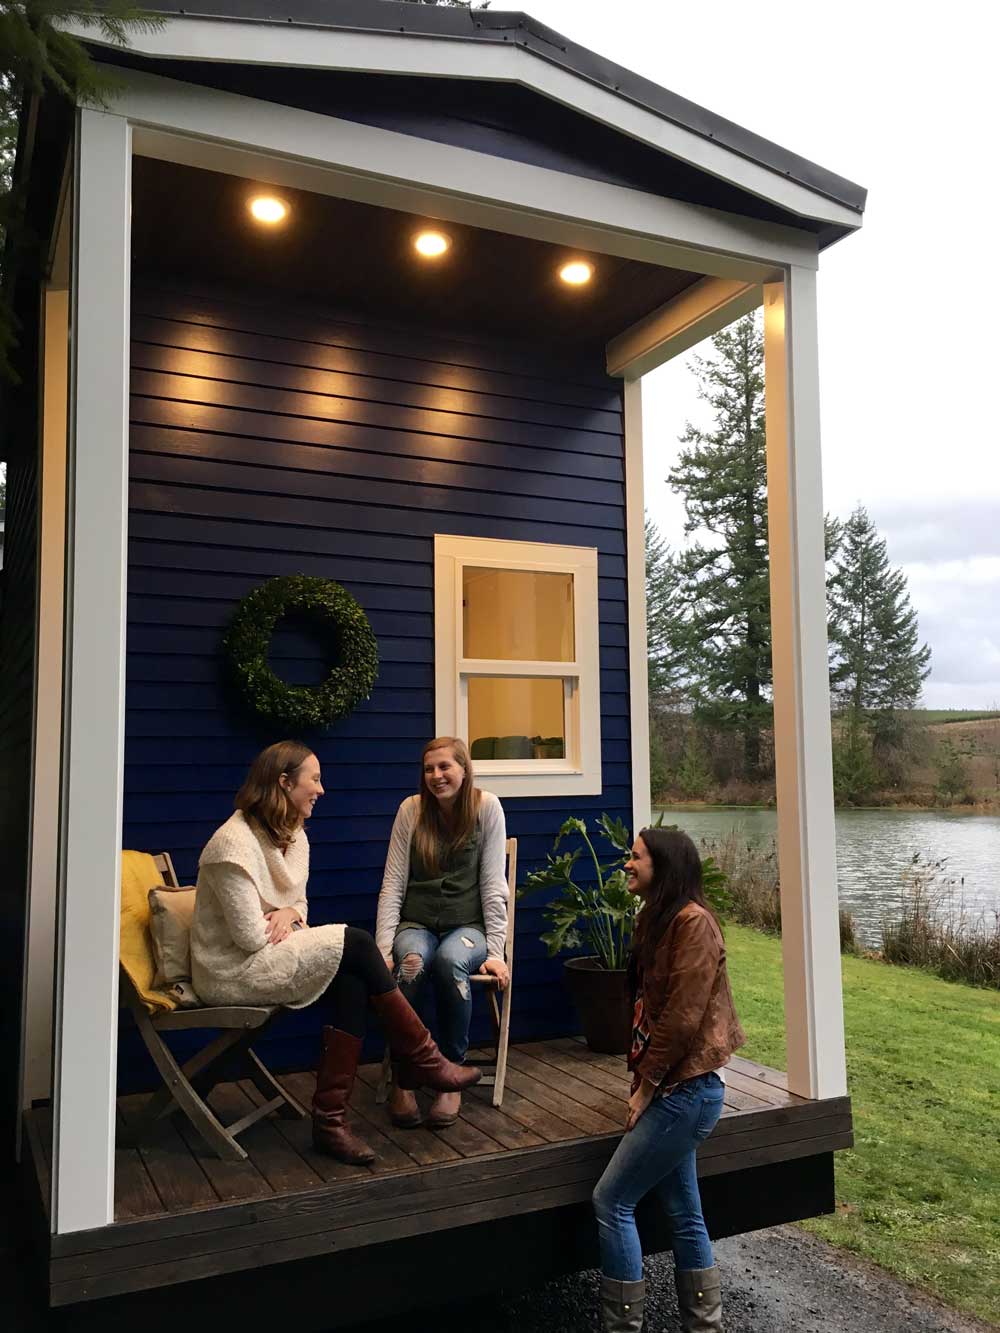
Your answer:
[135,0,866,215]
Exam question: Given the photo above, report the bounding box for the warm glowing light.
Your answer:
[559,260,594,286]
[249,196,288,225]
[414,230,450,258]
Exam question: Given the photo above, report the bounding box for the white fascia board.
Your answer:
[64,18,860,233]
[607,277,763,378]
[118,69,818,280]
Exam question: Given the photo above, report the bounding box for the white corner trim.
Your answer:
[623,381,651,837]
[52,107,132,1234]
[118,68,819,280]
[65,18,861,232]
[607,277,762,379]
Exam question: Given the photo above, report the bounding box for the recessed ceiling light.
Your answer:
[414,230,450,258]
[249,196,288,225]
[559,260,594,286]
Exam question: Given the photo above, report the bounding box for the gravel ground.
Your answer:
[360,1225,996,1333]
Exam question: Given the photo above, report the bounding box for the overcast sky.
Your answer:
[527,0,999,709]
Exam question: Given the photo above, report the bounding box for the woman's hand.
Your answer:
[264,907,301,945]
[478,958,510,991]
[626,1078,657,1131]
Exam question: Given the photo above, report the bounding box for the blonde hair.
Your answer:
[411,737,481,877]
[235,740,314,849]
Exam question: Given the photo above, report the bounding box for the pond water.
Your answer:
[654,806,1000,946]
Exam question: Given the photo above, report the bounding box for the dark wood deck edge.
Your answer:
[47,1090,851,1262]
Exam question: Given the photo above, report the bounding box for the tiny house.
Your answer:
[0,2,863,1322]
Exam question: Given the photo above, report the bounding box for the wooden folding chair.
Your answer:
[376,837,517,1108]
[120,852,308,1163]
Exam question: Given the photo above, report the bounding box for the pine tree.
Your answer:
[827,504,931,717]
[645,513,690,701]
[0,3,163,377]
[666,314,772,777]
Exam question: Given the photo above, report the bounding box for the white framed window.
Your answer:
[434,534,602,798]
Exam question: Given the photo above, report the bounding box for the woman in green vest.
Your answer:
[376,736,510,1129]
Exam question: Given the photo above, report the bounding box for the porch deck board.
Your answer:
[22,1042,852,1307]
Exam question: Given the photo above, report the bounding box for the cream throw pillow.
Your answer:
[148,886,196,988]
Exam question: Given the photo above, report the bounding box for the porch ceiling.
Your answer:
[131,157,702,349]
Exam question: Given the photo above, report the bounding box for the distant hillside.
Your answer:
[902,709,1000,726]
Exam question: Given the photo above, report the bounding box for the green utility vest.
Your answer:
[398,832,483,937]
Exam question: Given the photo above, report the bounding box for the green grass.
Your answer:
[725,925,1000,1324]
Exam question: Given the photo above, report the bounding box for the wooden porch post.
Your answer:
[52,108,131,1233]
[763,269,847,1101]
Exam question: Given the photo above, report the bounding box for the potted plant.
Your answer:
[520,814,638,1054]
[520,815,731,1054]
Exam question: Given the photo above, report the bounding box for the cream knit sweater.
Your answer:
[191,810,345,1009]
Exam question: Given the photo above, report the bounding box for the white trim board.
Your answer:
[117,69,817,283]
[67,18,861,233]
[623,380,651,837]
[608,277,762,379]
[434,535,602,799]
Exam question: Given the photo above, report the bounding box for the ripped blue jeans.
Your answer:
[592,1071,725,1280]
[392,925,488,1064]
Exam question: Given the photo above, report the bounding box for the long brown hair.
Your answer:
[629,828,714,978]
[411,737,481,877]
[235,740,314,849]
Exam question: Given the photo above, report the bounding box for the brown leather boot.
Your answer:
[370,988,483,1094]
[311,1027,376,1165]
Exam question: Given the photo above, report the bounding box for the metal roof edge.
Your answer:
[99,1,868,218]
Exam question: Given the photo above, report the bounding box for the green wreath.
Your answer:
[223,575,378,729]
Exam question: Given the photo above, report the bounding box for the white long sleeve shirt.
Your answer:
[375,792,509,960]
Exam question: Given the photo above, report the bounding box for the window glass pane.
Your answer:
[463,567,574,662]
[467,677,566,760]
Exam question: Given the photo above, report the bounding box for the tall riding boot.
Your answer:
[675,1266,723,1333]
[311,1027,376,1165]
[599,1276,645,1332]
[370,988,482,1093]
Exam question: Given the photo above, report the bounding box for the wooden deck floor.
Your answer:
[22,1040,852,1309]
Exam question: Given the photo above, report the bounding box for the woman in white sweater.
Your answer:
[376,736,509,1129]
[191,740,481,1165]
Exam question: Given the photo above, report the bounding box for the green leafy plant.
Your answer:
[520,814,732,970]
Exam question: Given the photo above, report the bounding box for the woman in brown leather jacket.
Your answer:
[592,828,745,1333]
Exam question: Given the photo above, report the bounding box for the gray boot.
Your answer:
[674,1265,722,1332]
[600,1275,645,1332]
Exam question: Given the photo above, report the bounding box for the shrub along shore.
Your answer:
[707,830,999,989]
[725,925,1000,1324]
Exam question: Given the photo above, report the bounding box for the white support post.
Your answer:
[623,379,651,836]
[52,108,131,1233]
[19,285,69,1116]
[763,269,847,1101]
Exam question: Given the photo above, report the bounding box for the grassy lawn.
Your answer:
[725,925,1000,1325]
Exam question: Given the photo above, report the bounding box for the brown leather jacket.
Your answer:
[631,901,745,1088]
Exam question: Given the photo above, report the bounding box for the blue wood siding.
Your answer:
[123,282,633,1080]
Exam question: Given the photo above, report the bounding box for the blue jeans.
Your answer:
[392,925,488,1064]
[592,1072,725,1280]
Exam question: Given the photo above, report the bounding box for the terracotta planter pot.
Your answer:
[563,956,631,1055]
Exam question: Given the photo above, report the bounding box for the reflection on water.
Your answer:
[656,806,1000,946]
